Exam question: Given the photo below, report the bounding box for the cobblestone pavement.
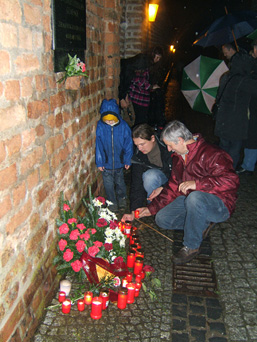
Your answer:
[33,79,257,341]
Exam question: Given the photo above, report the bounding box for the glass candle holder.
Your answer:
[100,289,110,310]
[133,239,142,249]
[77,299,85,311]
[131,226,138,234]
[134,210,139,218]
[122,277,128,288]
[90,297,103,320]
[117,287,128,309]
[58,291,66,303]
[126,251,136,268]
[124,221,132,235]
[134,257,143,275]
[60,280,72,296]
[126,283,136,304]
[118,221,124,232]
[62,299,71,314]
[140,270,145,280]
[126,271,133,282]
[135,248,144,258]
[130,233,139,245]
[135,282,141,297]
[84,291,93,305]
[130,244,138,252]
[135,273,142,283]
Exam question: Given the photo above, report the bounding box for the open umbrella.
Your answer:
[181,55,229,115]
[193,10,257,49]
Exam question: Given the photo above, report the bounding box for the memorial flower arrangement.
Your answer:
[141,265,161,301]
[57,54,88,84]
[53,190,127,283]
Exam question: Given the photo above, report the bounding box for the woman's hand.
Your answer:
[148,187,163,201]
[121,212,135,222]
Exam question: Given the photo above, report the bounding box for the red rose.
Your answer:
[80,232,90,241]
[88,246,100,257]
[96,196,106,205]
[71,260,82,272]
[104,243,113,251]
[63,249,73,262]
[69,229,80,240]
[63,204,70,212]
[58,239,68,251]
[109,221,118,230]
[59,223,69,235]
[94,241,103,248]
[77,223,86,230]
[143,265,155,274]
[96,218,107,227]
[114,256,125,268]
[76,240,86,253]
[68,218,77,224]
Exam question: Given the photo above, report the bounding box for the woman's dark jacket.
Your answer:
[130,136,172,211]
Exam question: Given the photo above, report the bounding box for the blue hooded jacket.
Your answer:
[95,99,133,169]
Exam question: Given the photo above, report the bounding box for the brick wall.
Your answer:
[0,0,121,341]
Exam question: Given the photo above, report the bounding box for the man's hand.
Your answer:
[98,166,105,171]
[135,207,151,218]
[121,212,135,222]
[147,187,163,201]
[178,180,196,194]
[125,165,130,170]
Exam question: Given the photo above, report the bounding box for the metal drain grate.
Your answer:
[173,256,218,297]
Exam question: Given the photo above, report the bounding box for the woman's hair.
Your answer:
[161,120,193,144]
[132,123,155,141]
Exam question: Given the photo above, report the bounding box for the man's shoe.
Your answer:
[202,222,216,240]
[236,167,253,176]
[173,246,200,265]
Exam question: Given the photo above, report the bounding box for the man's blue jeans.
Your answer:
[102,168,126,207]
[242,148,257,172]
[142,169,168,200]
[155,191,230,249]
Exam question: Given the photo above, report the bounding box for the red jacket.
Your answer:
[148,134,239,216]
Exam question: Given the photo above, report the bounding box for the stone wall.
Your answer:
[0,0,121,341]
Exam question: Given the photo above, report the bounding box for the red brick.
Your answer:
[0,164,17,191]
[37,179,54,205]
[39,161,50,180]
[21,128,36,150]
[0,194,12,219]
[15,54,40,74]
[0,104,26,132]
[43,14,51,32]
[35,124,45,137]
[5,281,19,309]
[20,147,43,175]
[24,4,41,25]
[45,134,63,155]
[5,80,21,101]
[27,169,39,190]
[20,76,33,97]
[12,181,26,206]
[6,199,32,235]
[0,23,18,48]
[18,26,33,50]
[27,99,49,119]
[0,50,11,75]
[50,92,66,111]
[0,0,22,23]
[6,134,22,157]
[35,75,47,92]
[0,300,25,342]
[0,140,6,163]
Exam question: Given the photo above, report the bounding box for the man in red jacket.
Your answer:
[136,120,239,265]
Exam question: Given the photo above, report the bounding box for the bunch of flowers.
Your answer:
[57,54,88,84]
[141,265,161,301]
[53,190,127,281]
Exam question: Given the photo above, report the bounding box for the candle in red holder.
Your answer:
[131,226,138,234]
[58,291,66,303]
[122,277,128,288]
[135,273,142,283]
[134,257,143,275]
[118,221,123,232]
[124,221,132,235]
[117,287,128,309]
[126,283,136,304]
[100,289,110,310]
[90,297,103,319]
[135,248,144,258]
[126,251,136,268]
[135,282,141,297]
[130,233,139,245]
[126,271,133,282]
[62,299,71,314]
[134,210,139,218]
[140,270,145,280]
[133,239,142,249]
[84,291,93,305]
[130,244,138,252]
[77,299,85,311]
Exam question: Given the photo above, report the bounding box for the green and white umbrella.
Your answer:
[181,55,229,115]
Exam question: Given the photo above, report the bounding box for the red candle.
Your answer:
[84,291,93,305]
[140,271,145,280]
[130,233,139,245]
[135,282,141,297]
[126,251,136,268]
[118,221,123,232]
[90,297,103,319]
[77,299,85,311]
[135,248,144,258]
[134,257,143,275]
[58,291,66,303]
[62,299,71,314]
[122,278,128,288]
[126,283,136,304]
[124,221,132,235]
[100,289,109,310]
[126,271,133,282]
[131,226,138,234]
[130,244,138,252]
[134,240,142,249]
[117,287,128,309]
[134,210,139,218]
[135,274,142,283]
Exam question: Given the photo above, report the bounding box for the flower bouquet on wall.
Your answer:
[54,188,128,301]
[57,54,88,84]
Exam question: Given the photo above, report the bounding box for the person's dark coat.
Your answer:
[130,135,172,211]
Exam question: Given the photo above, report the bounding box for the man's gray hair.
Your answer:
[161,120,193,144]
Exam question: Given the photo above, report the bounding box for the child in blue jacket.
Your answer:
[95,99,133,212]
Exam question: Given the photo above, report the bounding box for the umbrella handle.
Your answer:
[224,6,239,52]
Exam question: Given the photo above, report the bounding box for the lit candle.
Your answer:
[124,221,132,235]
[134,210,139,218]
[84,291,93,305]
[122,278,128,288]
[131,226,138,234]
[126,251,136,268]
[140,271,145,280]
[77,299,85,311]
[130,233,139,245]
[58,291,66,303]
[100,289,110,310]
[90,297,103,320]
[135,273,142,283]
[135,248,144,258]
[134,257,143,275]
[126,271,133,282]
[133,239,142,249]
[126,283,136,304]
[130,244,138,252]
[118,221,124,232]
[60,279,72,296]
[62,299,71,314]
[134,282,141,297]
[117,287,128,309]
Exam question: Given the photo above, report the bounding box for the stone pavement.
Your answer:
[32,170,257,342]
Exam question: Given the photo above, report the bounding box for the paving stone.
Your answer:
[191,328,206,342]
[209,322,226,335]
[171,333,189,342]
[172,319,186,331]
[207,307,223,320]
[189,314,206,327]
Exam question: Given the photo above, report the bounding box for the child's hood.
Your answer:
[100,99,121,125]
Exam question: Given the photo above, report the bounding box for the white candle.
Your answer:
[60,280,72,296]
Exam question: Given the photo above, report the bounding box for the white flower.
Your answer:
[106,200,113,206]
[92,198,103,207]
[105,228,113,237]
[105,237,113,244]
[119,237,126,248]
